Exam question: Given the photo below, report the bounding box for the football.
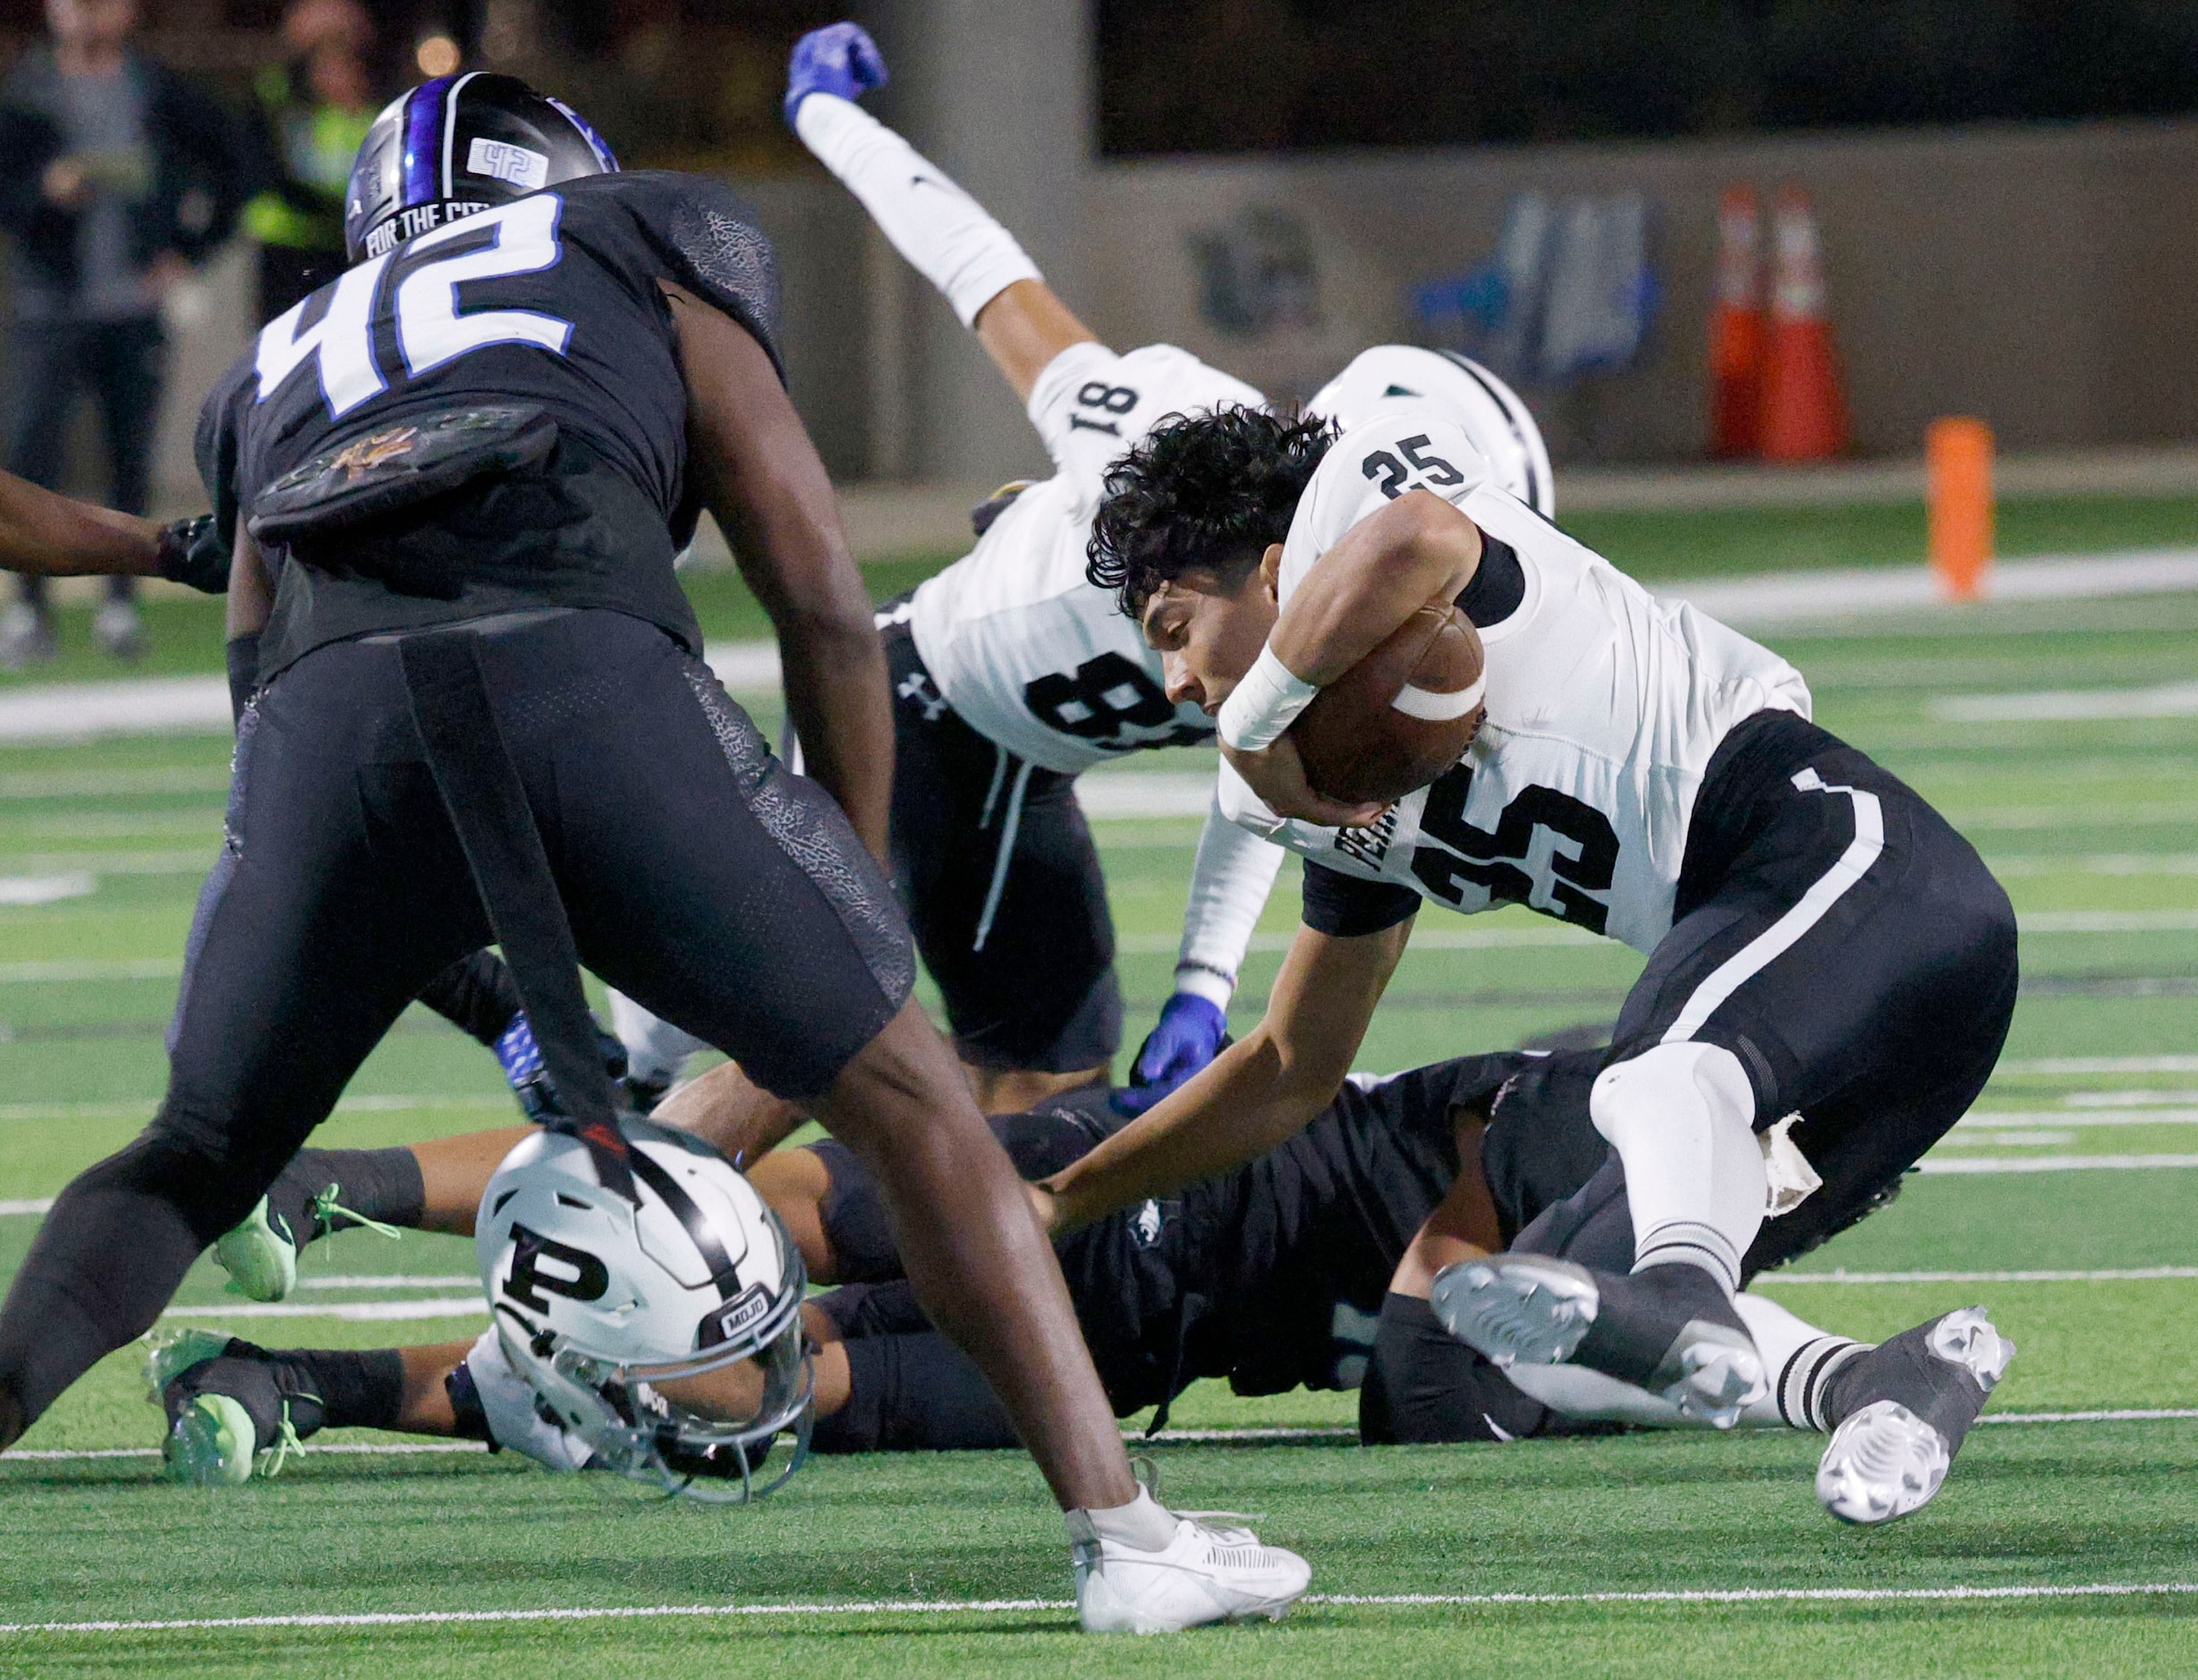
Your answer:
[1289,601,1486,808]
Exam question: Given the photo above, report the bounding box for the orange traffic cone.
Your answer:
[1758,186,1849,462]
[1708,185,1763,458]
[1928,416,1994,601]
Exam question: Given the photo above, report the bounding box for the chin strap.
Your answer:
[398,628,635,1203]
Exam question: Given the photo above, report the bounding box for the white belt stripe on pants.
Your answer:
[1659,768,1885,1046]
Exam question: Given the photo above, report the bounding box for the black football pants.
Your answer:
[0,608,912,1428]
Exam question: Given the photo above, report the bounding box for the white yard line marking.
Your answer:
[0,1198,52,1216]
[1761,1267,2198,1285]
[1931,682,2198,723]
[2016,911,2198,932]
[291,1275,479,1291]
[0,873,95,906]
[1999,1056,2198,1075]
[1953,802,2198,832]
[0,958,180,983]
[0,851,213,877]
[160,1299,485,1322]
[1958,1110,2198,1127]
[4,1581,2196,1635]
[1663,547,2198,627]
[0,766,230,800]
[1917,1153,2198,1175]
[9,1442,484,1462]
[1986,853,2198,877]
[2066,1090,2198,1107]
[11,1410,2191,1471]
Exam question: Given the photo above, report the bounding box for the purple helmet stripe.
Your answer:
[400,78,453,211]
[546,95,620,172]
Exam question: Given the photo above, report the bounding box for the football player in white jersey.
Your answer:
[1039,397,2020,1465]
[616,24,1557,1118]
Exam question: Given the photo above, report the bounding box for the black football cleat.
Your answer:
[1431,1255,1766,1428]
[1815,1306,2014,1525]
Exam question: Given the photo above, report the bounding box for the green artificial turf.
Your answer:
[0,522,2194,1673]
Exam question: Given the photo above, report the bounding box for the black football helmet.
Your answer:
[344,72,618,263]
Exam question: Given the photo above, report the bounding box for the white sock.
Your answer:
[1734,1292,1867,1431]
[1591,1042,1767,1294]
[606,989,707,1089]
[1503,1362,1686,1427]
[1067,1485,1179,1552]
[794,92,1042,327]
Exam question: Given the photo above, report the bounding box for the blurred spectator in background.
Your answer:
[0,0,242,668]
[244,0,378,324]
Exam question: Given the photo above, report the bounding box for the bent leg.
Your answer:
[0,644,483,1443]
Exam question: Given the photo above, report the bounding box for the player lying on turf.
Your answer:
[1035,387,2020,1486]
[0,72,1306,1633]
[165,1044,2010,1523]
[607,23,1557,1116]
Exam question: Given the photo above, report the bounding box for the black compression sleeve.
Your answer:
[413,949,524,1046]
[810,1330,1021,1454]
[289,1347,406,1432]
[225,632,261,725]
[1359,1292,1550,1444]
[1302,860,1421,938]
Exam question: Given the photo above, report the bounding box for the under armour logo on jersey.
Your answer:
[1133,1200,1165,1248]
[874,598,915,629]
[897,670,948,722]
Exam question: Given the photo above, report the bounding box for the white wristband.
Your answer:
[1218,645,1317,752]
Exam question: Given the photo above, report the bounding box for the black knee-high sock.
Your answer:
[282,1347,407,1433]
[276,1146,427,1241]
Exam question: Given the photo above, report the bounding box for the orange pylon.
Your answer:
[1928,417,1994,600]
[1708,184,1763,458]
[1758,186,1849,462]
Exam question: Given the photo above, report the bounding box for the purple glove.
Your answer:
[1114,993,1229,1116]
[784,21,888,128]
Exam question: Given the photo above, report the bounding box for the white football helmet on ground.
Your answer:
[477,1118,812,1502]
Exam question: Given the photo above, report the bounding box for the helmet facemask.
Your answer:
[480,1119,816,1505]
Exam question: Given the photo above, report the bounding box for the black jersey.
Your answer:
[1022,1054,1548,1410]
[196,170,782,679]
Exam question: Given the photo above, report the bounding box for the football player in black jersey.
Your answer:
[0,73,1308,1631]
[162,1042,2009,1524]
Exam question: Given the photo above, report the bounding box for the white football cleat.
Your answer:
[1432,1254,1764,1429]
[1069,1508,1311,1634]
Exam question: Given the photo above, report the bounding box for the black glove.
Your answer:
[155,513,231,594]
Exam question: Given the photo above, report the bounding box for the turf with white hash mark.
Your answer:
[1,565,2194,1676]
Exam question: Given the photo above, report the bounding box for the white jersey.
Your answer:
[1220,411,1812,955]
[907,342,1264,776]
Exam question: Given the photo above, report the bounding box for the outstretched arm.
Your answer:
[786,23,1099,404]
[0,469,158,576]
[1042,916,1411,1229]
[665,279,892,861]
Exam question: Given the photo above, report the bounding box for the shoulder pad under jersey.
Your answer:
[594,170,785,379]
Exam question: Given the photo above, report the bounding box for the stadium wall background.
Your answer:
[17,114,2197,505]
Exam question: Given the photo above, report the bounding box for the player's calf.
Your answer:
[1814,1306,2014,1525]
[211,1149,419,1302]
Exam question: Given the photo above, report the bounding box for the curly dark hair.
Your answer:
[1085,405,1337,616]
